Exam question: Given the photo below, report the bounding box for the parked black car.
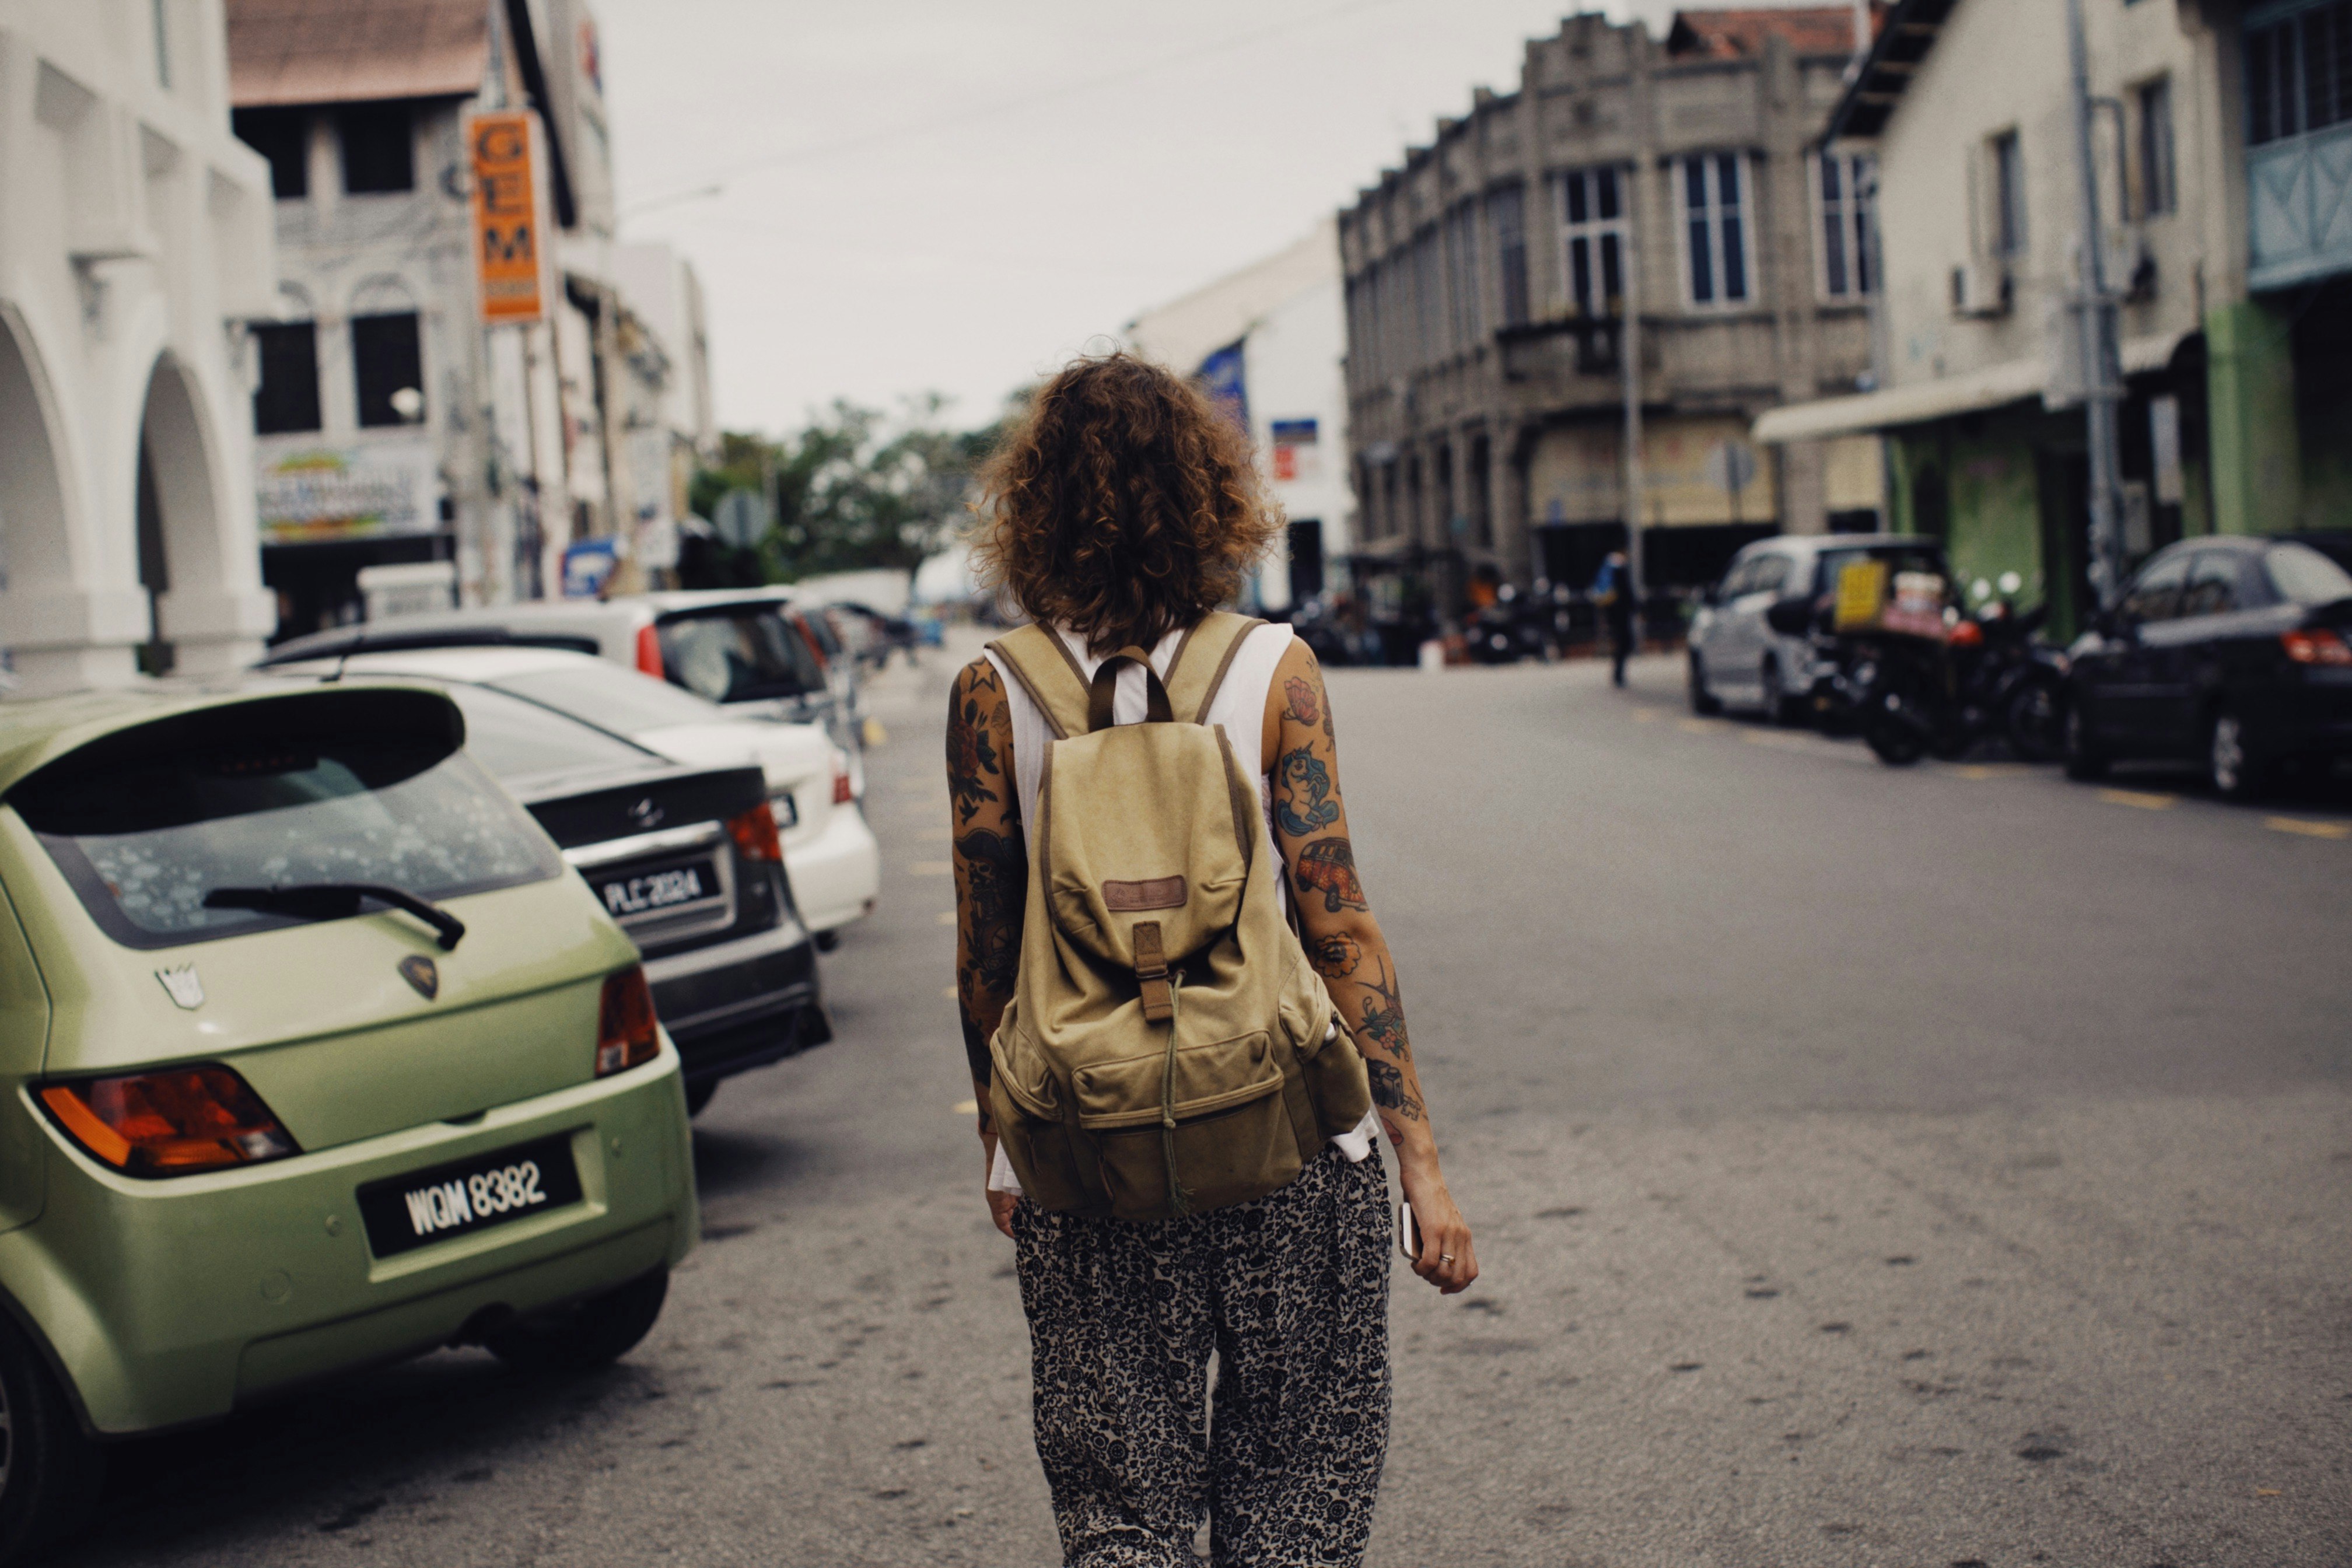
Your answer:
[275,674,831,1112]
[2063,534,2352,799]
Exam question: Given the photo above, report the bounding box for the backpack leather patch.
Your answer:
[1103,876,1188,912]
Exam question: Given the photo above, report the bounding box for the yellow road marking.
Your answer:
[1740,730,1812,749]
[1676,719,1716,734]
[938,909,959,925]
[1954,764,2030,780]
[951,1099,978,1116]
[2097,788,2177,810]
[1631,709,1661,723]
[908,861,953,876]
[2264,816,2351,839]
[942,986,959,1001]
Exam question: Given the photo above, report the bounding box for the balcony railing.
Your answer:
[2248,120,2352,291]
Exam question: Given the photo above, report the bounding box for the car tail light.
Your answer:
[1947,619,1985,649]
[596,966,660,1077]
[2281,628,2352,666]
[726,803,784,863]
[832,757,854,805]
[39,1067,298,1177]
[635,624,664,678]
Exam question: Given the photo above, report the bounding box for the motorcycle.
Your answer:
[1774,590,2068,766]
[1465,584,1555,664]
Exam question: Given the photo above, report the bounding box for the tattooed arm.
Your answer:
[1265,639,1478,1294]
[948,657,1024,1239]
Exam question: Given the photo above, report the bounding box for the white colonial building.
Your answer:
[0,0,279,695]
[1126,219,1356,612]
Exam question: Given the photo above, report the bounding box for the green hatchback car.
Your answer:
[0,682,699,1558]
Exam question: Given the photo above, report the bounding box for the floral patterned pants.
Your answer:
[1012,1146,1394,1568]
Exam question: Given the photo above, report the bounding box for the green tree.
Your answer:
[689,396,1011,587]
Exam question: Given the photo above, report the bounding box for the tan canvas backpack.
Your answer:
[984,611,1374,1222]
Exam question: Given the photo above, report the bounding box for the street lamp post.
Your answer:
[2066,0,2127,610]
[1619,164,1647,603]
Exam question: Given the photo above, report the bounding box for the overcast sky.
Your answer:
[596,1,1847,436]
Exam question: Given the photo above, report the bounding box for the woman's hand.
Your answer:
[1396,1153,1477,1294]
[981,1132,1016,1239]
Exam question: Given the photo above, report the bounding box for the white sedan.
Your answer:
[269,646,881,944]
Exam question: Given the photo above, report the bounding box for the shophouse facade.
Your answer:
[226,0,709,637]
[0,0,279,695]
[1126,219,1353,613]
[1339,7,1888,615]
[1756,0,2350,639]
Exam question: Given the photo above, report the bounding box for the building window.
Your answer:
[232,108,310,200]
[1444,201,1483,349]
[251,322,322,434]
[2246,3,2351,147]
[1991,131,2027,258]
[2138,78,2176,216]
[1490,184,1529,327]
[338,104,415,194]
[352,312,424,427]
[1554,166,1628,317]
[1681,154,1750,306]
[1817,151,1877,299]
[1412,229,1441,365]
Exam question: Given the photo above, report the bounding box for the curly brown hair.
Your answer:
[969,351,1280,655]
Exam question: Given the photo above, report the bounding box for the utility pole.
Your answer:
[1619,167,1647,601]
[2066,0,2126,609]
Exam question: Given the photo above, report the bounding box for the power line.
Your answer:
[622,0,1412,218]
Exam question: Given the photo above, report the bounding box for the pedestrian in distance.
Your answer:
[947,350,1477,1568]
[1593,548,1636,687]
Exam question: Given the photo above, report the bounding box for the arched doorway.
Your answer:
[134,355,225,674]
[0,310,73,692]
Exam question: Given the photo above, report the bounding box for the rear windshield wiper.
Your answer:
[204,883,467,950]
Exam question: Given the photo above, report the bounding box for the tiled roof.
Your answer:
[1665,5,1884,60]
[227,0,491,108]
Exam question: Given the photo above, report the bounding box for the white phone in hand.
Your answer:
[1398,1200,1421,1262]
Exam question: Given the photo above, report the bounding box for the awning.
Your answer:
[228,0,490,107]
[1752,358,2044,443]
[1752,329,2198,444]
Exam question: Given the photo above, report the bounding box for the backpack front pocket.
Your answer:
[1074,1031,1301,1220]
[990,1026,1091,1212]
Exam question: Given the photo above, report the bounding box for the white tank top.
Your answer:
[980,620,1377,1195]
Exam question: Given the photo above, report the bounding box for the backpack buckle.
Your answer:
[1133,920,1174,1024]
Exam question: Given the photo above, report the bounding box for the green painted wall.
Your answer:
[2207,299,2304,535]
[1889,416,2055,611]
[1944,425,2049,609]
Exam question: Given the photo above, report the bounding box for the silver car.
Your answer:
[1688,535,1951,723]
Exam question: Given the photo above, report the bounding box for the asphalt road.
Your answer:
[56,637,2352,1567]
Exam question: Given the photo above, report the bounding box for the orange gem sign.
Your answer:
[468,111,553,325]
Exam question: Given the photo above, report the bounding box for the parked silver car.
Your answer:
[1688,534,1951,722]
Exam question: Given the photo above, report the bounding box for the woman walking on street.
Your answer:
[947,351,1476,1568]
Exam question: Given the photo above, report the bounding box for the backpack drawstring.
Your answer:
[1160,972,1192,1217]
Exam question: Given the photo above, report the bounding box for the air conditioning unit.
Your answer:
[1950,261,2013,318]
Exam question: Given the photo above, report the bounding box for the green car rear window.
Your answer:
[9,693,562,949]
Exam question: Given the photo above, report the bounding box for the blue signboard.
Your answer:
[562,537,620,598]
[1197,341,1248,435]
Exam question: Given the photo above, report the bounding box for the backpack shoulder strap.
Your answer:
[1162,611,1268,723]
[986,624,1092,741]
